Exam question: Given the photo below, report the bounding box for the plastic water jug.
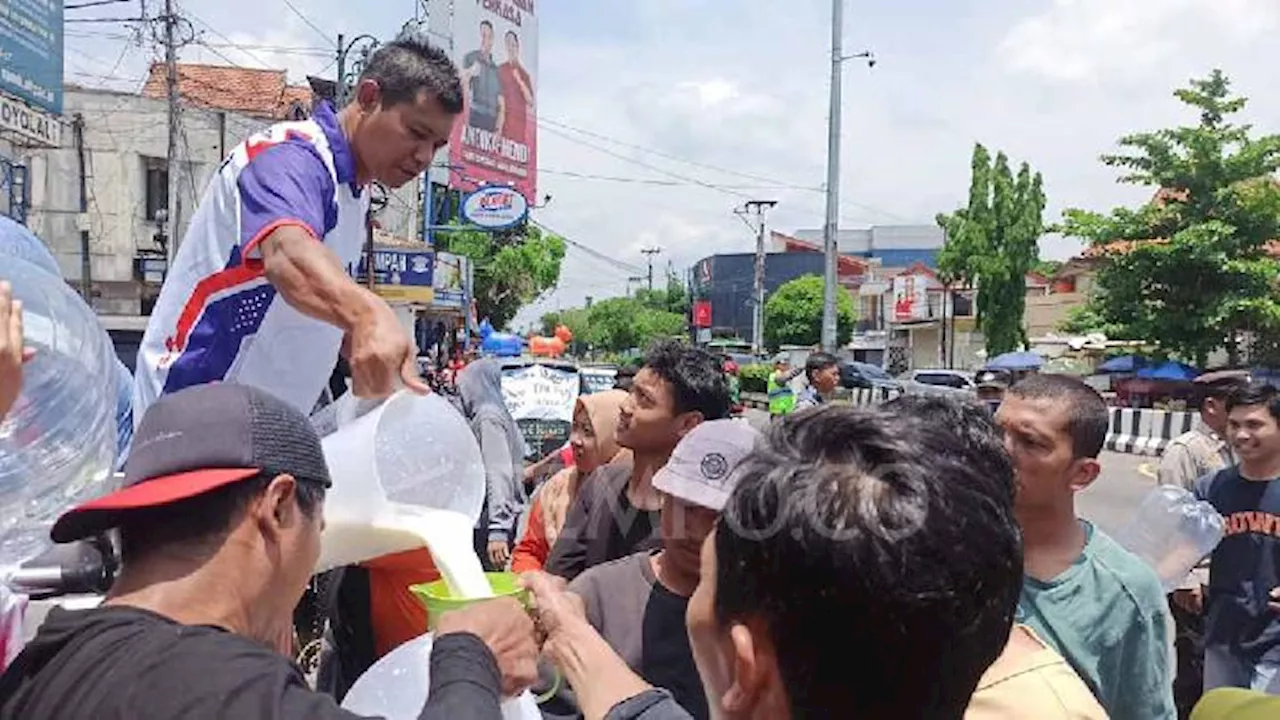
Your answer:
[314,390,486,572]
[341,632,540,719]
[0,257,118,574]
[1115,485,1225,593]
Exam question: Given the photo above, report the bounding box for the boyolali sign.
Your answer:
[461,185,529,230]
[0,95,62,147]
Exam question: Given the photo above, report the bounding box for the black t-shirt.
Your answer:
[571,552,709,720]
[0,605,503,720]
[1196,466,1280,662]
[545,463,662,581]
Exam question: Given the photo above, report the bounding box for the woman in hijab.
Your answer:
[456,357,528,569]
[511,389,628,573]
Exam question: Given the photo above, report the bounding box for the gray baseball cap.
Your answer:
[653,419,760,511]
[51,383,331,543]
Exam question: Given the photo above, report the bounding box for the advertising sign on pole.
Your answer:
[0,0,64,115]
[892,273,931,322]
[432,251,469,309]
[356,248,436,303]
[449,0,538,203]
[461,185,529,229]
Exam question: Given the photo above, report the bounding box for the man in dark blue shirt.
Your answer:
[1196,382,1280,694]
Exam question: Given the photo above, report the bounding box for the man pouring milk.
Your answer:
[132,34,462,419]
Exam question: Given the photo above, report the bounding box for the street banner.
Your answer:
[449,0,538,203]
[0,0,63,114]
[501,363,578,422]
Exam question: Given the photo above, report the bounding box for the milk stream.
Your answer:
[319,505,493,599]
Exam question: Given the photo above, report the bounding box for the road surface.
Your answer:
[743,408,1158,534]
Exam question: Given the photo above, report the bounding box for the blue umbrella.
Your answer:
[1137,361,1200,381]
[1098,355,1147,374]
[986,351,1044,372]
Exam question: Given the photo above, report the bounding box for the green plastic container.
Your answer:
[409,572,530,630]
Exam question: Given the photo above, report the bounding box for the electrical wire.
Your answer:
[279,0,336,47]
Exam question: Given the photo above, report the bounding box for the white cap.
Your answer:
[653,419,761,511]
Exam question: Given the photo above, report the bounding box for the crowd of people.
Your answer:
[3,26,1280,720]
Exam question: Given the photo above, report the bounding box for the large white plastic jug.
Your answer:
[315,391,486,572]
[0,256,118,573]
[1116,484,1225,593]
[342,632,540,719]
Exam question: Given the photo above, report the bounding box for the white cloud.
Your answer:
[997,0,1279,84]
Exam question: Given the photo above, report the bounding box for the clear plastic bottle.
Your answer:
[0,256,119,574]
[1115,484,1225,592]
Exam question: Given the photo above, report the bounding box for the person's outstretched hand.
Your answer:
[436,596,538,697]
[0,282,35,421]
[344,297,430,398]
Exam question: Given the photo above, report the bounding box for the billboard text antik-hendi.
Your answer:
[450,0,538,202]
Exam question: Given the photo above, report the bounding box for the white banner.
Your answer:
[0,94,62,147]
[501,364,578,422]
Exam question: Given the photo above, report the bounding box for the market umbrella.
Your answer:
[986,351,1044,372]
[1137,361,1200,382]
[1098,355,1148,374]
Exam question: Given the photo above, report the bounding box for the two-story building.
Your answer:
[17,63,422,326]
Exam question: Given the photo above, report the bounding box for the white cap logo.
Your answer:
[700,452,729,483]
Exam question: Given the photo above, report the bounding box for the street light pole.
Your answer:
[820,0,874,352]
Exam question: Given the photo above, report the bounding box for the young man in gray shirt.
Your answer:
[570,419,760,719]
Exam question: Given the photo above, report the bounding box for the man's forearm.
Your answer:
[260,227,378,333]
[553,619,654,720]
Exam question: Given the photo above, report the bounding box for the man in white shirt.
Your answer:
[135,34,462,419]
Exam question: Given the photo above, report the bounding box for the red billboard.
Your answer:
[450,0,538,202]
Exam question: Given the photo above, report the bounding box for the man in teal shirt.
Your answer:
[996,374,1175,719]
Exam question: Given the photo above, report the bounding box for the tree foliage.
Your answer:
[936,143,1046,357]
[1058,70,1280,366]
[540,273,689,354]
[436,223,566,330]
[763,275,853,350]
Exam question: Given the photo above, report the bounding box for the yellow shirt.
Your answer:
[1192,688,1280,719]
[966,625,1109,720]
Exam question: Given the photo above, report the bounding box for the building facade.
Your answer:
[15,66,421,320]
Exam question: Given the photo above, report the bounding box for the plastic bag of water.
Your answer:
[0,257,119,574]
[1115,485,1225,593]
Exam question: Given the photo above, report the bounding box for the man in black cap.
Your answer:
[0,383,536,719]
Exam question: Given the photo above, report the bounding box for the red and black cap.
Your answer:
[50,383,332,544]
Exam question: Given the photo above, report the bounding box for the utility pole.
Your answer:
[821,0,874,352]
[163,0,181,265]
[737,200,777,356]
[641,247,662,291]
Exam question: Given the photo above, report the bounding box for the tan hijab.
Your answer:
[540,390,628,546]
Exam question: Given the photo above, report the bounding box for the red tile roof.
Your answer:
[771,231,871,275]
[1082,187,1280,259]
[141,63,313,119]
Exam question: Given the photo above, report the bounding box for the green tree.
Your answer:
[436,223,566,329]
[936,143,1046,356]
[764,275,853,349]
[1059,70,1280,366]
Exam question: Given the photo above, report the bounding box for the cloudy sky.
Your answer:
[64,0,1280,328]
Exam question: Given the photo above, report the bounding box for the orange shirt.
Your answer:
[511,494,550,573]
[364,548,441,658]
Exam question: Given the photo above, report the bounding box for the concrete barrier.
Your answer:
[744,391,1196,458]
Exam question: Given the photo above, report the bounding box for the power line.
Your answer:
[540,124,754,201]
[65,16,146,23]
[280,0,336,47]
[541,116,816,191]
[66,0,134,9]
[542,119,911,223]
[528,218,646,276]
